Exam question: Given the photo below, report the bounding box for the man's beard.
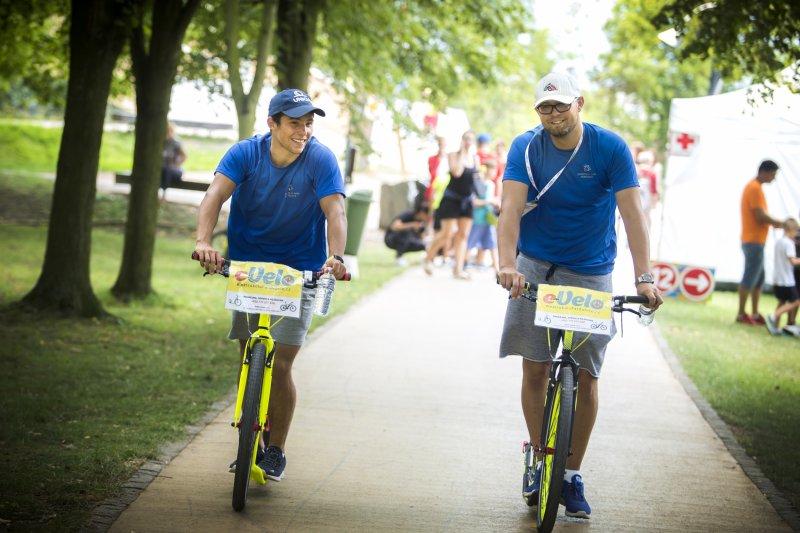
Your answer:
[543,121,575,138]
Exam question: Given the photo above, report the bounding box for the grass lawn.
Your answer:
[0,119,231,174]
[657,292,800,510]
[0,174,403,531]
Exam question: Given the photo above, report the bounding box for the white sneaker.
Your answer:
[782,324,800,337]
[395,257,408,267]
[765,315,781,335]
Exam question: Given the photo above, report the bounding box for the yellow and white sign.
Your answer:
[225,261,304,317]
[535,284,613,335]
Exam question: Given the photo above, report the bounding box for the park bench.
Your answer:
[114,172,209,192]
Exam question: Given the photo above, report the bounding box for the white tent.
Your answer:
[653,86,800,285]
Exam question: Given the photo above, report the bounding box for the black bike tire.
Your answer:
[231,342,266,512]
[537,368,575,533]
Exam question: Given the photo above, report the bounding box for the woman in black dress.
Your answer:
[424,130,480,279]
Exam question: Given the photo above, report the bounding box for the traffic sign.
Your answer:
[651,261,680,295]
[680,267,715,301]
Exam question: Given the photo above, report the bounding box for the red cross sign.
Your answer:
[670,131,699,156]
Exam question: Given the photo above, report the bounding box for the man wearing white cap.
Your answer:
[497,72,662,518]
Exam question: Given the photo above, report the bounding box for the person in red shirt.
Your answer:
[476,133,496,169]
[493,140,507,200]
[424,136,447,204]
[635,150,659,230]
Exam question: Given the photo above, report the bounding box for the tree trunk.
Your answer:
[237,107,258,139]
[20,0,131,317]
[111,0,200,300]
[225,0,276,140]
[275,0,324,91]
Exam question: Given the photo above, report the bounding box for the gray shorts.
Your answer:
[499,254,616,377]
[228,287,316,346]
[740,243,765,289]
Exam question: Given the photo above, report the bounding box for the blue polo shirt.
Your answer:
[216,134,345,271]
[503,122,637,275]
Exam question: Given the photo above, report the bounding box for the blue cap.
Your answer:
[268,89,326,118]
[477,133,491,144]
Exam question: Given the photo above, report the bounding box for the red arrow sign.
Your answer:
[680,267,714,301]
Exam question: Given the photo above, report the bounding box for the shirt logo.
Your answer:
[285,184,300,199]
[544,83,558,91]
[577,164,596,179]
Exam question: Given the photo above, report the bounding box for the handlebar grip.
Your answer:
[620,295,649,304]
[191,251,199,261]
[341,273,351,282]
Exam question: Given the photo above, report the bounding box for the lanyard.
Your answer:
[523,128,583,213]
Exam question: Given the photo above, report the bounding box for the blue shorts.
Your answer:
[740,243,765,289]
[467,224,497,250]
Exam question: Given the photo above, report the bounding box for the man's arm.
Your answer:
[753,207,783,228]
[616,187,663,309]
[194,172,235,273]
[319,193,348,279]
[497,180,529,298]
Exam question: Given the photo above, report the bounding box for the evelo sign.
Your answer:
[650,261,715,302]
[680,266,715,301]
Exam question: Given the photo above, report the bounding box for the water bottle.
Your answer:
[637,305,655,326]
[313,273,335,317]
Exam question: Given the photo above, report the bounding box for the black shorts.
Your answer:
[774,285,799,302]
[437,195,473,220]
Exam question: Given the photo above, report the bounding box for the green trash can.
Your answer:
[344,189,373,256]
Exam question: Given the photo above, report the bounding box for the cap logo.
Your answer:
[292,90,311,103]
[544,83,558,92]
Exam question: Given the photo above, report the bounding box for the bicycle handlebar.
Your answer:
[509,281,651,310]
[191,252,351,282]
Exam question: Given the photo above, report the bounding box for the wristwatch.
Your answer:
[332,255,344,264]
[635,272,655,285]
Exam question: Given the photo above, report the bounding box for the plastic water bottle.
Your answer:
[637,305,655,326]
[313,273,335,317]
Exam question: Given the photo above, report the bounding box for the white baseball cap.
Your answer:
[534,72,581,108]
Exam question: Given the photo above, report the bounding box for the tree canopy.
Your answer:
[317,0,527,144]
[652,0,800,90]
[0,0,68,112]
[589,0,712,150]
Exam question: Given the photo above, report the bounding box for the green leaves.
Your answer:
[590,0,711,150]
[653,0,800,88]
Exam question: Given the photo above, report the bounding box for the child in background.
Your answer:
[765,218,800,336]
[466,162,500,274]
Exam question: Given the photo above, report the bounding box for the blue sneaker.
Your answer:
[561,474,591,518]
[257,445,286,481]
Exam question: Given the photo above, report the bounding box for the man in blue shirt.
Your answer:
[194,88,347,482]
[497,72,662,518]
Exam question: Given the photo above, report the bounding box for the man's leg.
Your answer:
[751,287,762,317]
[737,285,749,317]
[566,369,598,470]
[266,342,301,449]
[521,359,551,445]
[236,339,301,450]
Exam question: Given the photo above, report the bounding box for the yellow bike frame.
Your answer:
[233,313,277,485]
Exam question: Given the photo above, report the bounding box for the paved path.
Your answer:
[110,265,790,532]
